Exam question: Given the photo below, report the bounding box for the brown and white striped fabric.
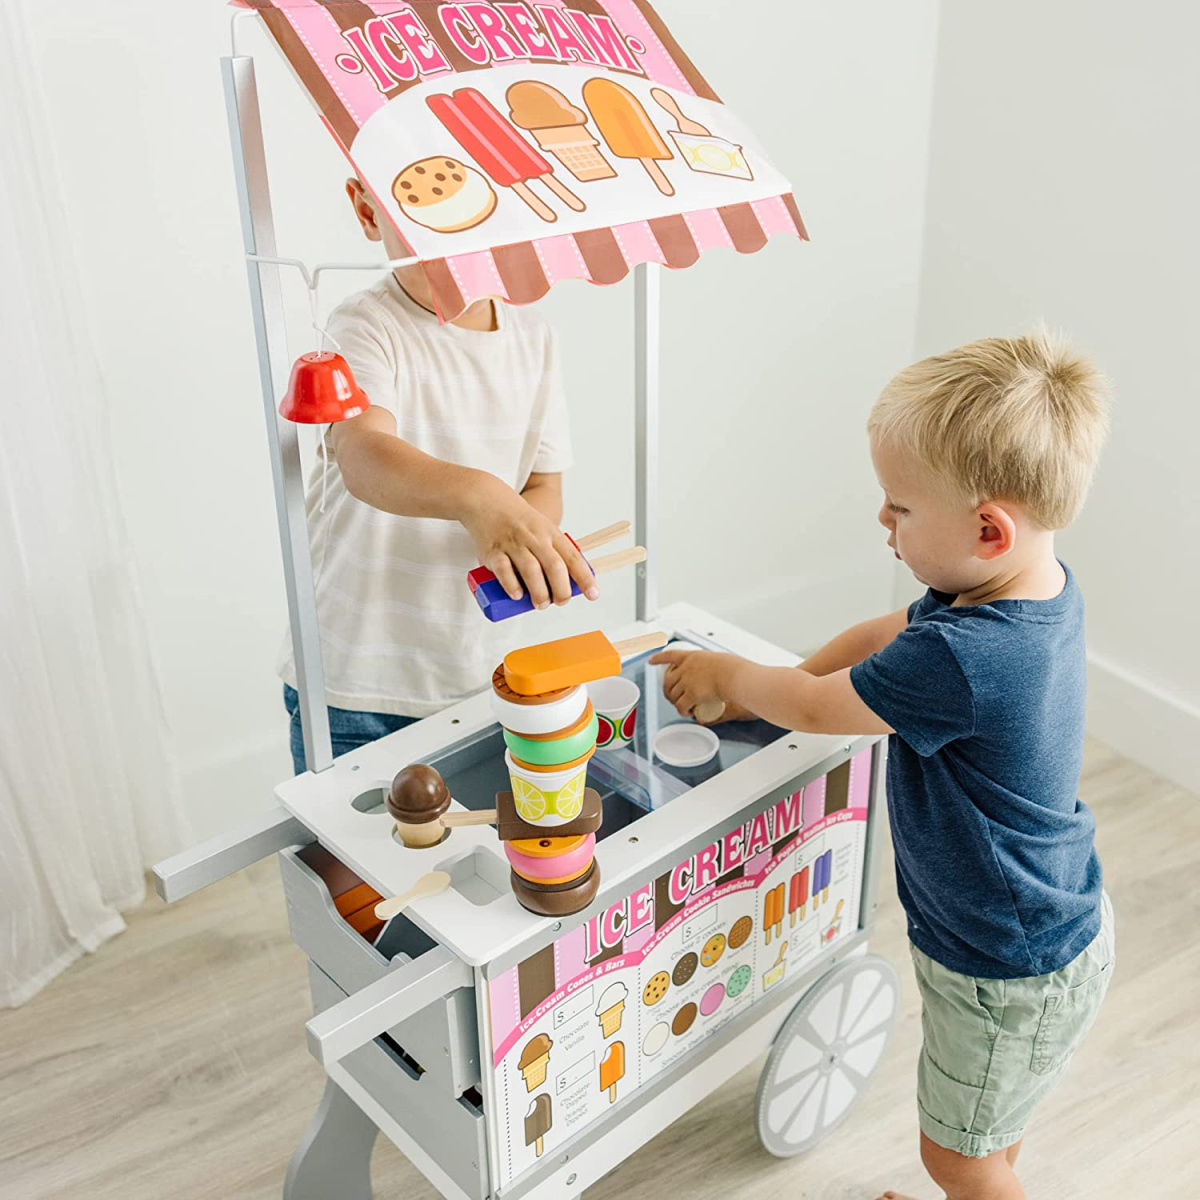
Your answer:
[235,0,808,321]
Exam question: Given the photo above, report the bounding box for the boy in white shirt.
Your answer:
[281,178,596,771]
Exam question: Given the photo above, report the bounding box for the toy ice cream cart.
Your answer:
[154,4,900,1196]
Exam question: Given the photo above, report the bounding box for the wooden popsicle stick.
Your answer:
[441,809,497,828]
[590,546,646,576]
[374,871,451,922]
[613,631,669,657]
[513,181,557,223]
[640,159,675,197]
[650,88,712,137]
[576,521,631,553]
[543,174,586,212]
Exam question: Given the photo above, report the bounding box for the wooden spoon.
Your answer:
[374,871,451,921]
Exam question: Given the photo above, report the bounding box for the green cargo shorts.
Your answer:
[911,892,1115,1158]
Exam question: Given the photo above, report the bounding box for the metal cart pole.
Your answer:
[223,53,333,775]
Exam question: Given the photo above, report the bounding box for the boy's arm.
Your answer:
[798,608,911,677]
[332,411,595,609]
[650,650,892,736]
[520,473,563,525]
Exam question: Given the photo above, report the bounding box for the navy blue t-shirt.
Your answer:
[850,564,1102,979]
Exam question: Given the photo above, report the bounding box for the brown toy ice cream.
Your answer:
[388,765,452,848]
[518,1032,553,1092]
[506,81,616,183]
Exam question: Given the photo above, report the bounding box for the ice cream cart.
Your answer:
[153,4,900,1196]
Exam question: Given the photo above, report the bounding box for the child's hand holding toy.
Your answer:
[651,649,741,722]
[463,476,598,610]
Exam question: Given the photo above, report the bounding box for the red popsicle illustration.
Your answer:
[789,866,808,927]
[428,89,585,223]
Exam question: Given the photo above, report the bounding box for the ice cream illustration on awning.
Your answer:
[234,0,807,322]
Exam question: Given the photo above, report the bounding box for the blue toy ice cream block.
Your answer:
[470,571,586,622]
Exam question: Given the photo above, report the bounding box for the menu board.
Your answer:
[485,747,875,1187]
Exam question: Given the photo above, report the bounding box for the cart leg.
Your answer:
[284,1079,378,1200]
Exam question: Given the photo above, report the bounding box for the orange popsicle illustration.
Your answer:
[582,78,675,196]
[599,1040,625,1103]
[503,631,667,697]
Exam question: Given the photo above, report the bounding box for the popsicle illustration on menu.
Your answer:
[428,89,585,223]
[525,1094,552,1158]
[599,1041,625,1103]
[507,81,617,182]
[789,866,809,927]
[650,88,754,181]
[518,1033,553,1092]
[582,78,675,196]
[596,982,628,1038]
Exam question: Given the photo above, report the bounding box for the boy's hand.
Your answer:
[463,478,598,609]
[650,649,733,720]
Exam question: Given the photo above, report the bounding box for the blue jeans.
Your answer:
[284,684,416,775]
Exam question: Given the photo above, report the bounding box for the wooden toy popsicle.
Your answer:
[503,630,668,697]
[468,522,637,622]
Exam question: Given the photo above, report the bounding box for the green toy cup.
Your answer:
[503,710,600,767]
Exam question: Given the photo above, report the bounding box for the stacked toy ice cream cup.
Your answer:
[490,666,602,915]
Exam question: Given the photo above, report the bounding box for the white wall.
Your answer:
[915,0,1200,793]
[27,1,939,837]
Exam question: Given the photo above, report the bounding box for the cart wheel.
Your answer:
[755,954,899,1157]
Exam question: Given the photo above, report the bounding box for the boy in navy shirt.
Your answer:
[653,331,1114,1200]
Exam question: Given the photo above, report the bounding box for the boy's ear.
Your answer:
[975,502,1017,559]
[346,177,383,243]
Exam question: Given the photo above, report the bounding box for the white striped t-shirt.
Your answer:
[278,276,572,717]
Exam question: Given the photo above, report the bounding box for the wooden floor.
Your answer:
[2,739,1196,1200]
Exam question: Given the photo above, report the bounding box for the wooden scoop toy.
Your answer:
[374,871,452,921]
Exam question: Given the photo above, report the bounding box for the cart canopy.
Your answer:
[236,0,806,320]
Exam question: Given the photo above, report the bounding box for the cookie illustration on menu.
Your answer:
[393,157,497,233]
[643,971,670,1006]
[726,963,752,998]
[671,1001,697,1036]
[672,951,698,987]
[728,915,753,949]
[701,933,726,968]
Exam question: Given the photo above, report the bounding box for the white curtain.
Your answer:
[0,4,192,1006]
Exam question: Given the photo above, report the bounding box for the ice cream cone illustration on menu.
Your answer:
[518,1033,553,1092]
[599,1041,625,1103]
[507,81,617,183]
[525,1094,552,1157]
[583,78,675,196]
[595,981,628,1038]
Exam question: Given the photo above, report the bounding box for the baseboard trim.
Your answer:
[1087,654,1200,797]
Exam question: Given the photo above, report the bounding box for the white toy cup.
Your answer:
[588,676,641,750]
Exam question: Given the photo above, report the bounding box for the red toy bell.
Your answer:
[279,351,370,424]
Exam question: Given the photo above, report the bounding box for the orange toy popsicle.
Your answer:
[582,79,675,197]
[503,630,667,697]
[599,1040,625,1103]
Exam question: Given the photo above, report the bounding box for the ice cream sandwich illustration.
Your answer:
[525,1093,552,1157]
[518,1032,553,1092]
[507,81,616,183]
[596,981,628,1038]
[599,1041,625,1103]
[392,157,497,233]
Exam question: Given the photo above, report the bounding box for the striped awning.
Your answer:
[236,0,807,321]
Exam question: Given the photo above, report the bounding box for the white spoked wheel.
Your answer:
[756,954,899,1157]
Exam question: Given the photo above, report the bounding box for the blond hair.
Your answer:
[868,328,1110,529]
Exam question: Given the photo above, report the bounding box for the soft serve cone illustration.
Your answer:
[595,981,628,1038]
[508,81,616,183]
